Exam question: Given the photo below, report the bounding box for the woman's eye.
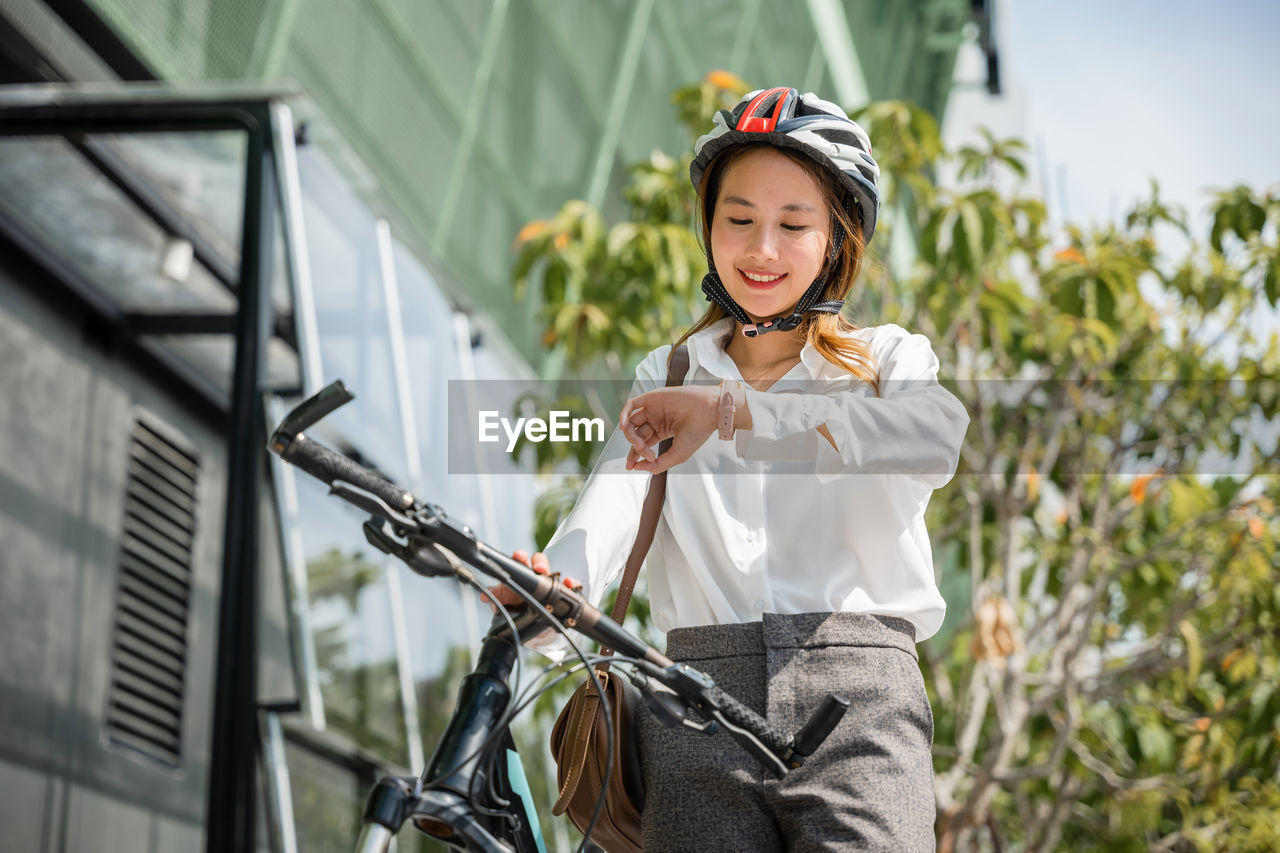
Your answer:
[728,218,752,226]
[782,224,807,232]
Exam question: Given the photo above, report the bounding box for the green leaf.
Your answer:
[1179,619,1203,684]
[1137,722,1177,769]
[959,199,984,272]
[1249,683,1275,726]
[1169,480,1213,522]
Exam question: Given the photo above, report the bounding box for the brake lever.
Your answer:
[704,708,789,778]
[628,669,718,735]
[363,519,464,580]
[634,659,790,777]
[330,481,420,529]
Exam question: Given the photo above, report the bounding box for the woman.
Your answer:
[506,87,968,851]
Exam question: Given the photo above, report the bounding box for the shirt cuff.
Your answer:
[733,387,822,459]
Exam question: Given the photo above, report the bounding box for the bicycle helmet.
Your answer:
[689,87,881,336]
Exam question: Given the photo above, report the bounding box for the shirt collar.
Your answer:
[685,317,846,382]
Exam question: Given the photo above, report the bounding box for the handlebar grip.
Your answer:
[704,683,791,760]
[280,434,414,512]
[789,693,850,762]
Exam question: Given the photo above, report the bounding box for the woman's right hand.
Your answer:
[481,549,580,610]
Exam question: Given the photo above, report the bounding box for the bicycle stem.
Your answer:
[421,627,517,797]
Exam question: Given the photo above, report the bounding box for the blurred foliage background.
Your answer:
[509,72,1280,851]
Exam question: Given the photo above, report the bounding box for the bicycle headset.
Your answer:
[689,86,882,337]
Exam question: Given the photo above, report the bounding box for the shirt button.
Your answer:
[753,600,766,611]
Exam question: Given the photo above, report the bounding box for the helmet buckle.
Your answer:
[739,312,803,338]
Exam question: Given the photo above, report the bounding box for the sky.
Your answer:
[942,0,1280,236]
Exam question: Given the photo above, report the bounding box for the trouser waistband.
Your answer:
[664,611,918,661]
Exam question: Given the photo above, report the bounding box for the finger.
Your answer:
[531,552,550,573]
[629,451,656,473]
[621,396,646,421]
[621,417,656,462]
[621,428,652,465]
[511,549,531,566]
[637,438,687,475]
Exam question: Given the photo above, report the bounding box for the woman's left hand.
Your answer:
[619,386,720,473]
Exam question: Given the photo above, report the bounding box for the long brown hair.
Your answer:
[672,142,880,394]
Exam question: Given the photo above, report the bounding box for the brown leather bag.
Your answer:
[548,345,689,852]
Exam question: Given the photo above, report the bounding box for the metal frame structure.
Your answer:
[0,83,516,851]
[0,86,284,852]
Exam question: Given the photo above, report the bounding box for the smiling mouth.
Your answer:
[740,269,786,288]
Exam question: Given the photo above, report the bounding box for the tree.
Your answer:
[512,74,1280,851]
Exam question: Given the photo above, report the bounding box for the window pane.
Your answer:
[296,146,407,475]
[108,130,246,267]
[283,740,363,853]
[0,136,237,313]
[295,474,408,763]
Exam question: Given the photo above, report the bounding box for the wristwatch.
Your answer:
[717,380,740,440]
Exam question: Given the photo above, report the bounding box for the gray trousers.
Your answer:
[638,612,936,852]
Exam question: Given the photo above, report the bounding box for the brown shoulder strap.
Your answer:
[598,345,689,661]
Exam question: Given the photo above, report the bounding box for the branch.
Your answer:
[1028,771,1084,853]
[1151,819,1230,853]
[922,641,956,708]
[937,661,992,800]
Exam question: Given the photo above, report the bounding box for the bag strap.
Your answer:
[597,345,689,663]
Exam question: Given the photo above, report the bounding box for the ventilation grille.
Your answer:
[104,416,200,767]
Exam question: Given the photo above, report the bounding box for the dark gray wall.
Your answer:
[0,260,287,851]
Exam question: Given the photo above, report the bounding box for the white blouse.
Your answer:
[536,319,969,658]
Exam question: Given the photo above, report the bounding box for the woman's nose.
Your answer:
[746,226,779,260]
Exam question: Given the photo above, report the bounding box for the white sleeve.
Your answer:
[735,325,969,487]
[525,346,670,662]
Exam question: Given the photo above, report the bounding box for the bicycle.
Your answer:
[269,380,852,853]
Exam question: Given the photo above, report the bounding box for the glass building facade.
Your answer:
[44,0,976,361]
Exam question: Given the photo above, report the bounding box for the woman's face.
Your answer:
[710,147,831,324]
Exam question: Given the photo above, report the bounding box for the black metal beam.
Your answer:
[205,105,275,853]
[42,0,157,82]
[0,110,259,137]
[73,137,241,289]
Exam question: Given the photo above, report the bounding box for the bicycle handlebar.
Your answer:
[271,431,413,513]
[269,381,851,845]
